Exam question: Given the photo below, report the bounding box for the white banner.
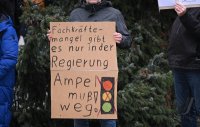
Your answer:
[158,0,200,10]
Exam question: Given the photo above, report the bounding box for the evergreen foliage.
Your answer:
[118,54,178,127]
[13,2,73,126]
[13,0,179,127]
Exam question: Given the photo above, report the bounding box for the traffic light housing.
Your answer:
[100,77,115,114]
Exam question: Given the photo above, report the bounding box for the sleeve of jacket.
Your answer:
[69,12,76,21]
[69,9,81,22]
[115,11,132,49]
[180,10,200,36]
[0,27,18,79]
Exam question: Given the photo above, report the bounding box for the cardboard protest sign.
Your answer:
[158,0,200,10]
[50,22,118,119]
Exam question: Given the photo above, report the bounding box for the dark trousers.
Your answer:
[74,119,116,127]
[173,69,200,127]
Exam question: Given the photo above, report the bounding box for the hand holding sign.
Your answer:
[113,32,122,44]
[175,3,187,16]
[47,29,52,41]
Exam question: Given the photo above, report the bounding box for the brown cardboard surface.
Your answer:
[51,71,118,119]
[50,22,118,71]
[50,22,118,119]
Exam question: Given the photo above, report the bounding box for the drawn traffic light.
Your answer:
[100,77,115,114]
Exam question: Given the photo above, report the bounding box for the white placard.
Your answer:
[158,0,200,10]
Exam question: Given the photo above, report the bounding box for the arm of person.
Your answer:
[115,11,132,49]
[175,3,200,35]
[0,27,18,79]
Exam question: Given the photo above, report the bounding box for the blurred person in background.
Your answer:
[168,3,200,127]
[0,0,18,127]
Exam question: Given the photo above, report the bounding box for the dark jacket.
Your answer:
[0,14,18,126]
[69,0,132,49]
[168,8,200,69]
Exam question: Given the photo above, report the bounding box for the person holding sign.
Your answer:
[46,0,131,127]
[70,0,131,127]
[48,0,131,126]
[168,3,200,127]
[0,0,19,127]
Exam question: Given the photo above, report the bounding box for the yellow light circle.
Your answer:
[102,92,112,101]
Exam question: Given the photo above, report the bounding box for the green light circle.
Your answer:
[102,102,112,112]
